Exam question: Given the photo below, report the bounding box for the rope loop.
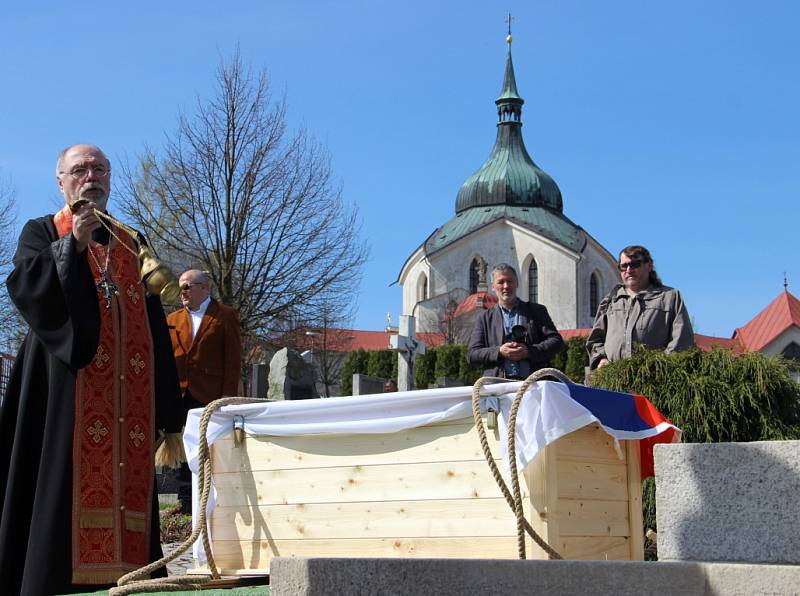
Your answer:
[471,369,567,560]
[110,397,266,595]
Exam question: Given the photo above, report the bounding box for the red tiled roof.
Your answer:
[560,328,591,340]
[693,334,744,354]
[452,292,498,318]
[732,290,800,352]
[557,328,741,353]
[287,328,447,352]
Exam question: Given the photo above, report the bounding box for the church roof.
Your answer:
[288,328,446,352]
[452,292,498,318]
[424,204,585,256]
[733,290,800,352]
[454,42,563,214]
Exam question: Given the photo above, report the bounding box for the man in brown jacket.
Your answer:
[167,269,241,512]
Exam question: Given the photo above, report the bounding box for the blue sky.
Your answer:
[1,1,798,337]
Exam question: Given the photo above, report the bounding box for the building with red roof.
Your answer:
[732,290,800,359]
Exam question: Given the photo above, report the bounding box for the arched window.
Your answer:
[417,272,428,302]
[589,272,600,319]
[528,259,538,303]
[469,257,485,293]
[782,342,800,363]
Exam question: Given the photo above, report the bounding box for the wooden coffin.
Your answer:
[202,416,643,574]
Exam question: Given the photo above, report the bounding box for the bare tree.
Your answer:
[119,50,368,355]
[308,295,358,397]
[418,288,473,345]
[279,288,357,397]
[0,173,24,354]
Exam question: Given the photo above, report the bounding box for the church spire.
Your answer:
[496,13,523,121]
[454,20,563,214]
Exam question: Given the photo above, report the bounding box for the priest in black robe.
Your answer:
[0,144,183,595]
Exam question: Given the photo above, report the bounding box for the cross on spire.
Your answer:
[506,12,514,44]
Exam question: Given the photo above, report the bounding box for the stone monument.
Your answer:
[268,347,318,400]
[389,315,426,392]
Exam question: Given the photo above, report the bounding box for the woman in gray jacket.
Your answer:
[587,245,694,370]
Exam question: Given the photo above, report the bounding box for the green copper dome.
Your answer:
[455,48,563,214]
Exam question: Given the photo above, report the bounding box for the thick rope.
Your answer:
[110,397,263,596]
[471,369,568,560]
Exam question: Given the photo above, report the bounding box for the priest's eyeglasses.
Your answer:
[180,282,203,291]
[62,165,111,179]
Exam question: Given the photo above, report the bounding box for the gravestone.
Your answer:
[268,347,318,401]
[352,374,387,396]
[431,376,464,389]
[250,363,269,398]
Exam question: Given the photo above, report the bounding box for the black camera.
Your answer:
[504,324,527,343]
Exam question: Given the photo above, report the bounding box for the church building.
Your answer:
[397,35,618,335]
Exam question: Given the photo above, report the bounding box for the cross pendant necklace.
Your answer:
[88,246,118,309]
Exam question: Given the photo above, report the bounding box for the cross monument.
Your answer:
[389,315,426,392]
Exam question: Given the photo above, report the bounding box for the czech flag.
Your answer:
[565,384,681,478]
[496,381,681,480]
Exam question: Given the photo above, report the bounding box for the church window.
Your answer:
[590,272,600,318]
[528,259,538,303]
[417,273,428,302]
[781,342,800,363]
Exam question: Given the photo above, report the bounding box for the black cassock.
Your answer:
[0,215,182,595]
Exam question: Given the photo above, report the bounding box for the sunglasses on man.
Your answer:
[618,260,646,272]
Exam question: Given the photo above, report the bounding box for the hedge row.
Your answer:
[591,347,800,550]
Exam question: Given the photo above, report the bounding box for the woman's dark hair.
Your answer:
[619,245,663,287]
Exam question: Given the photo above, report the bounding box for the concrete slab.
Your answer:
[654,440,800,564]
[269,557,800,596]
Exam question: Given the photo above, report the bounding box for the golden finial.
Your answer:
[506,12,514,44]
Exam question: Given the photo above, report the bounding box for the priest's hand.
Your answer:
[72,202,101,253]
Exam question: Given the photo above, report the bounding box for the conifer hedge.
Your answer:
[591,347,800,550]
[339,348,398,395]
[550,337,589,382]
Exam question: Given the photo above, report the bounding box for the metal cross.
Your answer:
[96,270,118,309]
[506,12,514,36]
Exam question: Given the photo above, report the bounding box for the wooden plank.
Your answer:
[523,440,559,551]
[212,420,504,473]
[555,459,628,501]
[212,460,527,506]
[553,499,630,537]
[553,424,626,464]
[208,536,526,572]
[557,536,631,561]
[625,440,644,560]
[210,497,519,540]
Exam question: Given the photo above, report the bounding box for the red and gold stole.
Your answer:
[54,206,156,585]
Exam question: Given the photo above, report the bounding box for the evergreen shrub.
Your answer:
[415,349,437,389]
[435,345,464,380]
[591,347,800,551]
[367,349,394,380]
[340,348,369,395]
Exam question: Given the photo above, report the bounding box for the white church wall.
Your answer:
[400,220,619,334]
[759,327,800,358]
[510,224,579,330]
[575,238,619,328]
